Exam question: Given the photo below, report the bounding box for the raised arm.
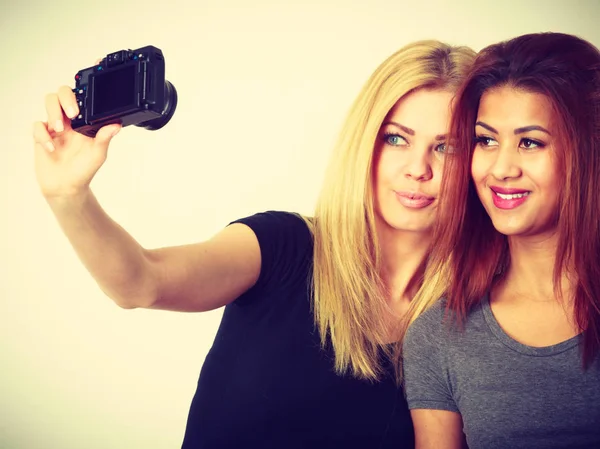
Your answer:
[33,85,260,311]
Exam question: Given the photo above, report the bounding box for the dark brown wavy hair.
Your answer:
[429,32,600,367]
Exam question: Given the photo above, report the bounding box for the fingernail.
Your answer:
[111,127,121,137]
[66,107,76,118]
[55,120,64,132]
[46,141,55,152]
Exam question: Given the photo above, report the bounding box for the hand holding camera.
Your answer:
[32,85,122,201]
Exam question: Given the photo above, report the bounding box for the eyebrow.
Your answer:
[385,121,414,136]
[514,125,551,135]
[384,121,447,141]
[475,121,498,134]
[475,121,551,136]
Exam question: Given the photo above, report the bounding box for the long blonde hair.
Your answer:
[303,40,476,382]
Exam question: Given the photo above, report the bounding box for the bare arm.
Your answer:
[35,85,260,311]
[411,409,466,449]
[46,189,261,311]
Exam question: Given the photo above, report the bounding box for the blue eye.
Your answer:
[383,133,407,146]
[435,143,453,154]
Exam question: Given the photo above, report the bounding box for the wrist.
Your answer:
[44,187,94,210]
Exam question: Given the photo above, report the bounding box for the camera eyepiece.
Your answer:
[137,80,178,131]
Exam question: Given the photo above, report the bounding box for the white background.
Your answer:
[2,0,599,447]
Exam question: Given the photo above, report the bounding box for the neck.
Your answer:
[501,231,570,302]
[377,222,432,304]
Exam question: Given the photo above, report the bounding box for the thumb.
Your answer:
[93,124,122,153]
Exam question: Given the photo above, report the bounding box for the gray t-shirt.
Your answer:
[403,295,600,449]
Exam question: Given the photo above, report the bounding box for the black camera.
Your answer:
[70,45,177,137]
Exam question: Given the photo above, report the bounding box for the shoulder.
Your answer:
[230,211,314,301]
[230,210,313,241]
[406,300,448,340]
[230,209,309,226]
[404,296,489,353]
[229,210,314,262]
[403,299,457,361]
[402,299,459,411]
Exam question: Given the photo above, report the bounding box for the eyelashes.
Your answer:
[474,136,493,146]
[520,138,546,149]
[381,132,449,153]
[382,132,408,146]
[474,135,546,150]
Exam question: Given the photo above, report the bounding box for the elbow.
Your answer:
[114,298,142,310]
[112,293,158,310]
[116,250,162,309]
[101,282,159,310]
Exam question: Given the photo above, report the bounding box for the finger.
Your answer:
[95,124,121,142]
[32,121,56,152]
[92,124,122,156]
[44,93,66,134]
[34,141,55,160]
[57,85,79,122]
[94,58,102,65]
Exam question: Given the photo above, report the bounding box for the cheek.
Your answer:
[376,150,402,183]
[371,148,384,184]
[525,154,560,195]
[470,150,488,186]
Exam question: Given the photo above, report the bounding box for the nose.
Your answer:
[405,149,433,181]
[490,145,522,181]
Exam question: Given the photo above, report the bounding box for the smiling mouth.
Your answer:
[494,191,531,200]
[489,187,531,209]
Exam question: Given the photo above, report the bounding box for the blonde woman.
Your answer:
[32,40,475,448]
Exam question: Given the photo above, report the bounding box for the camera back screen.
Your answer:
[92,65,137,116]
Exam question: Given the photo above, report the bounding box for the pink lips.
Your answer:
[490,186,531,210]
[395,191,435,209]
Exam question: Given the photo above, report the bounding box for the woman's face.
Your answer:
[373,88,454,235]
[471,86,560,239]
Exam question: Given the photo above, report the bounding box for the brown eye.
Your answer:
[520,138,544,149]
[475,136,498,147]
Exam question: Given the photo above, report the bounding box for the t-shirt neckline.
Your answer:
[480,292,582,357]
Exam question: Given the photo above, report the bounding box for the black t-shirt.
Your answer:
[181,211,414,448]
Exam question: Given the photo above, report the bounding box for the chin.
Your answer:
[376,207,434,234]
[389,220,433,234]
[491,227,519,237]
[488,218,533,237]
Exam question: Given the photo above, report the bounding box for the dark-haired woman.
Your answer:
[402,32,600,449]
